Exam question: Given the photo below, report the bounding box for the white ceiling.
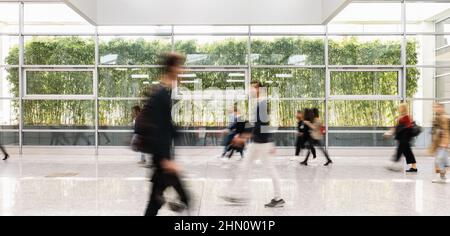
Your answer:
[61,0,351,25]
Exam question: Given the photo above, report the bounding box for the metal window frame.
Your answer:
[4,0,450,150]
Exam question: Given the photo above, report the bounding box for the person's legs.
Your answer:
[222,133,234,155]
[403,142,417,171]
[295,137,302,156]
[145,170,168,216]
[168,173,190,205]
[0,144,7,155]
[1,144,9,160]
[316,140,332,165]
[301,140,314,165]
[435,148,448,179]
[259,143,281,200]
[226,143,257,200]
[310,143,317,159]
[394,142,404,163]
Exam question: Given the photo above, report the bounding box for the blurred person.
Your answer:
[137,53,190,216]
[295,109,316,159]
[1,137,9,161]
[132,105,147,165]
[220,105,244,159]
[386,103,418,173]
[301,108,333,166]
[221,81,285,208]
[430,103,449,183]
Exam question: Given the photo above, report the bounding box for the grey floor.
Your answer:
[0,149,449,216]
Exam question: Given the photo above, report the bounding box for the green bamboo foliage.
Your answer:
[5,36,419,128]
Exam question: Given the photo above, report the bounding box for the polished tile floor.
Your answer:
[0,150,449,216]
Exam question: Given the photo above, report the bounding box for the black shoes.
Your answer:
[3,154,9,161]
[324,160,333,166]
[265,199,286,208]
[406,168,418,173]
[300,161,308,166]
[168,201,189,213]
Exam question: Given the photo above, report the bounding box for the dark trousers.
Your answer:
[0,144,7,156]
[145,169,189,216]
[222,132,236,154]
[304,140,331,163]
[295,137,316,157]
[395,141,416,164]
[226,146,244,158]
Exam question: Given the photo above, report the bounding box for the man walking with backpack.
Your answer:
[136,53,190,216]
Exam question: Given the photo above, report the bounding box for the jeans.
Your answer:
[435,148,449,173]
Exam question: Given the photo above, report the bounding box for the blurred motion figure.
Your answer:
[135,53,190,216]
[430,103,449,183]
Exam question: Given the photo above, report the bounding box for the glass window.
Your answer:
[174,71,247,127]
[0,67,18,98]
[24,3,94,34]
[436,18,450,34]
[0,132,19,146]
[23,132,95,146]
[330,71,400,96]
[99,36,171,65]
[25,70,94,96]
[175,36,248,66]
[251,36,325,65]
[329,2,402,33]
[175,131,225,147]
[176,71,246,96]
[328,133,395,147]
[269,100,325,128]
[99,100,146,129]
[406,2,450,33]
[406,67,433,99]
[98,26,171,34]
[0,3,19,34]
[251,68,325,98]
[436,72,450,99]
[24,36,95,65]
[329,36,402,65]
[0,99,19,128]
[99,132,133,146]
[407,35,450,66]
[408,67,450,99]
[1,36,19,65]
[99,68,163,98]
[23,100,95,129]
[328,100,400,128]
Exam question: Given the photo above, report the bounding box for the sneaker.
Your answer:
[265,199,286,208]
[405,168,418,173]
[432,178,447,184]
[168,201,189,213]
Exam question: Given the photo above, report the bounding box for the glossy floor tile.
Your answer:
[0,151,449,216]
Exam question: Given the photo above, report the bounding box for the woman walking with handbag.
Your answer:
[300,108,333,166]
